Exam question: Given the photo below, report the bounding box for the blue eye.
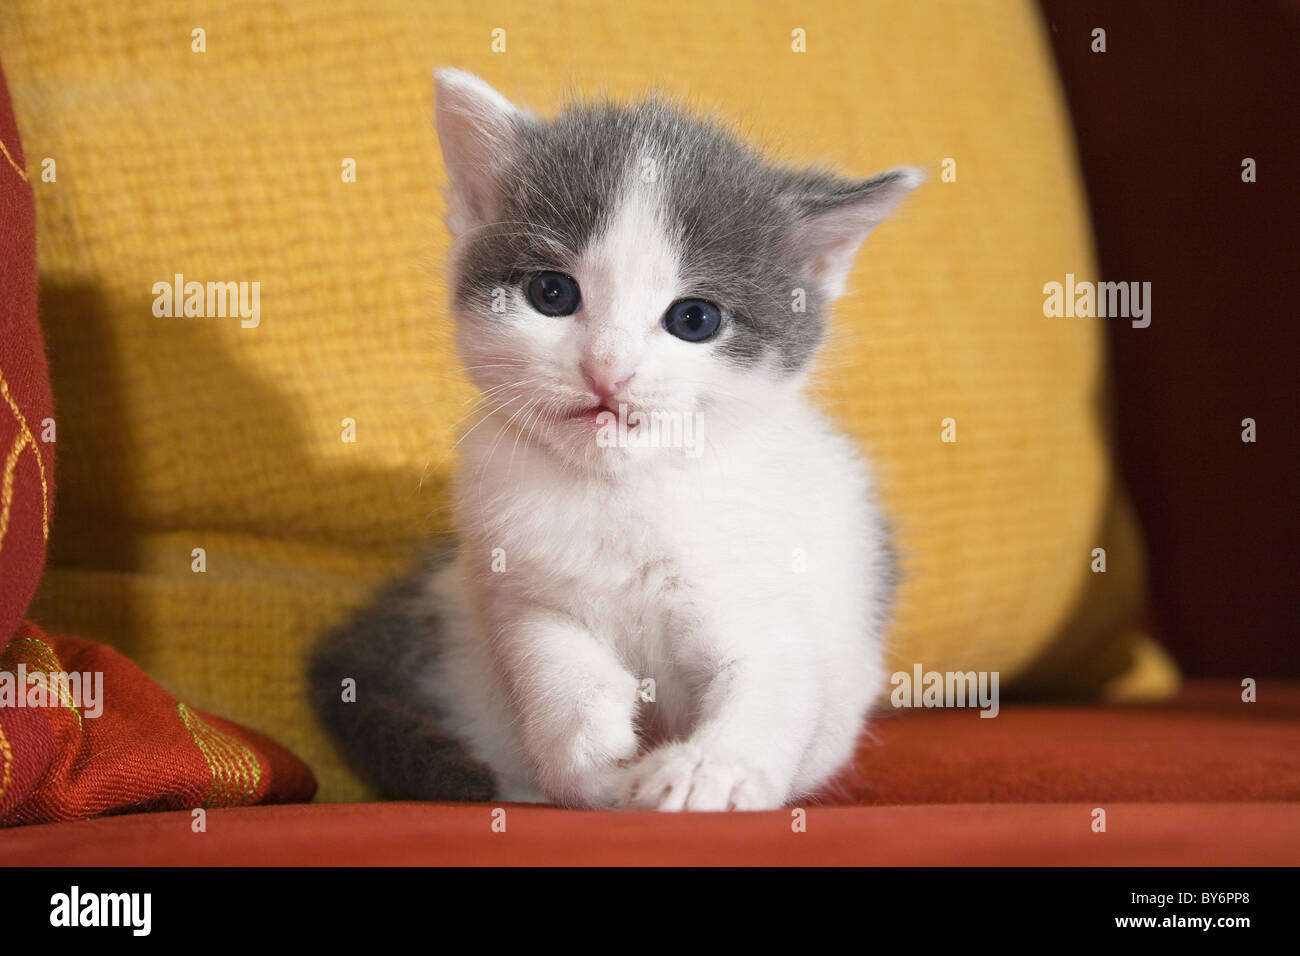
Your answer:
[526,271,581,316]
[664,298,722,342]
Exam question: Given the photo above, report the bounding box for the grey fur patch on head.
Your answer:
[451,92,920,374]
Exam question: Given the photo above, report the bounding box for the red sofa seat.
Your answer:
[4,680,1295,866]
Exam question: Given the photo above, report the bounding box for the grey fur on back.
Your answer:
[308,550,497,801]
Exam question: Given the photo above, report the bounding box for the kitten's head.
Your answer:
[434,69,921,472]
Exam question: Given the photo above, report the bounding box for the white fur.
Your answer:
[426,71,897,810]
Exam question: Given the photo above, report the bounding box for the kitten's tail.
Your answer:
[307,551,497,801]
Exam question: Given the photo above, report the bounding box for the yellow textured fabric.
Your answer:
[0,0,1177,801]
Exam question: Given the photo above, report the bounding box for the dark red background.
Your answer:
[1039,0,1300,677]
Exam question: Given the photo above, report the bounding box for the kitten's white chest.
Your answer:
[444,399,887,807]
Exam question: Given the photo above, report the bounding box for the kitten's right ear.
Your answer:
[434,69,525,238]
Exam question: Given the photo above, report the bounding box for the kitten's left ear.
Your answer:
[434,69,528,238]
[788,166,925,300]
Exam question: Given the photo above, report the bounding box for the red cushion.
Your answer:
[0,60,54,646]
[0,622,316,825]
[0,62,316,827]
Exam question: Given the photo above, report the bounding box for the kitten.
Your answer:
[310,69,921,811]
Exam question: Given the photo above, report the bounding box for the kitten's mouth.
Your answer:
[566,398,650,431]
[568,403,614,424]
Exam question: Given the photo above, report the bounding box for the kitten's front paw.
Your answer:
[525,670,640,808]
[617,741,781,812]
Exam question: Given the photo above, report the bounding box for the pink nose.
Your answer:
[581,363,634,401]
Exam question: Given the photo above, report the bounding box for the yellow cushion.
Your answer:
[0,0,1177,801]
